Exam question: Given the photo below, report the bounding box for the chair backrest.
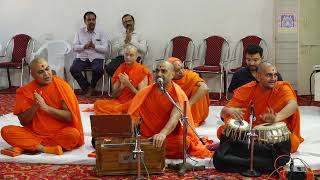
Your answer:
[11,34,32,63]
[233,35,269,68]
[202,36,229,67]
[32,40,71,78]
[164,36,195,68]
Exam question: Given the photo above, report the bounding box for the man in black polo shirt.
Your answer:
[227,44,283,98]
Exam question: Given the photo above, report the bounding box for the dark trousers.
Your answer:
[70,58,104,90]
[105,56,142,76]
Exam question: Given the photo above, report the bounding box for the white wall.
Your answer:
[0,0,274,89]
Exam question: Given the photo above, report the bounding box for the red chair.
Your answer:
[225,35,268,99]
[164,36,195,69]
[193,36,230,101]
[0,34,35,88]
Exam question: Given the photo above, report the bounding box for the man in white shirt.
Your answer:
[106,14,147,76]
[70,11,108,96]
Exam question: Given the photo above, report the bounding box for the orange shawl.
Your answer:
[226,81,303,152]
[14,76,84,146]
[94,61,152,114]
[173,69,210,126]
[128,83,212,158]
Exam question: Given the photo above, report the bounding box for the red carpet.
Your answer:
[0,93,319,179]
[0,162,284,180]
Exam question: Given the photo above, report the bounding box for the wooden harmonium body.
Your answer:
[90,114,134,138]
[95,137,166,176]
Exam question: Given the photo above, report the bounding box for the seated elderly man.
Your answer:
[213,62,303,173]
[167,57,210,127]
[128,61,212,159]
[1,58,84,155]
[94,45,152,114]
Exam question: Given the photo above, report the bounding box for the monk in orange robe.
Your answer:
[94,45,152,114]
[128,61,212,159]
[167,57,210,127]
[1,58,84,155]
[218,62,303,153]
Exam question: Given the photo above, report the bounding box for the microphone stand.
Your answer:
[162,88,205,176]
[240,103,261,177]
[133,119,146,180]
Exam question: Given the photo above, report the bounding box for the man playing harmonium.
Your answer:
[214,62,303,173]
[128,60,212,159]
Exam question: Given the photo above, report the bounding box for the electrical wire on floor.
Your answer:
[268,154,292,179]
[141,155,150,180]
[267,154,315,180]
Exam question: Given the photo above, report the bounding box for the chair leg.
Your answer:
[101,74,105,96]
[219,73,223,100]
[210,73,223,102]
[20,66,24,87]
[108,76,112,97]
[64,68,68,82]
[225,73,231,101]
[6,68,12,87]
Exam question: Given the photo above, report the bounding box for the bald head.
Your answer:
[155,61,175,87]
[158,60,175,72]
[257,62,276,73]
[124,44,138,65]
[166,57,185,80]
[30,58,52,86]
[30,58,48,72]
[256,62,278,90]
[124,44,138,53]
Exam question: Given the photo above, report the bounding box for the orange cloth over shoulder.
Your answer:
[173,69,210,127]
[128,82,212,159]
[1,76,84,151]
[94,61,152,114]
[217,81,303,152]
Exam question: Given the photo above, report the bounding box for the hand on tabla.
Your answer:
[260,107,277,123]
[228,107,246,120]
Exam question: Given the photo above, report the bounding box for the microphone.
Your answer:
[157,77,165,92]
[250,102,255,121]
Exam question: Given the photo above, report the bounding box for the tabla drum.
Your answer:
[222,119,249,141]
[253,122,291,144]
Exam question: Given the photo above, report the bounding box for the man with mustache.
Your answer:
[227,44,283,99]
[70,11,109,97]
[106,14,147,76]
[1,58,84,156]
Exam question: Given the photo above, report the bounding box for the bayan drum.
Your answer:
[253,122,291,144]
[222,119,249,141]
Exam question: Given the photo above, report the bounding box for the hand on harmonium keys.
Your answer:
[260,107,277,123]
[151,133,166,149]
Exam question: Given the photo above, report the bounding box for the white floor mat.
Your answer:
[0,105,319,170]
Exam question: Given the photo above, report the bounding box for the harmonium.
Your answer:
[90,114,166,176]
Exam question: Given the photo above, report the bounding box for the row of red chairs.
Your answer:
[0,34,268,101]
[164,35,268,100]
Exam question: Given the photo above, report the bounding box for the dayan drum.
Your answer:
[222,119,249,141]
[253,122,291,144]
[95,137,165,176]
